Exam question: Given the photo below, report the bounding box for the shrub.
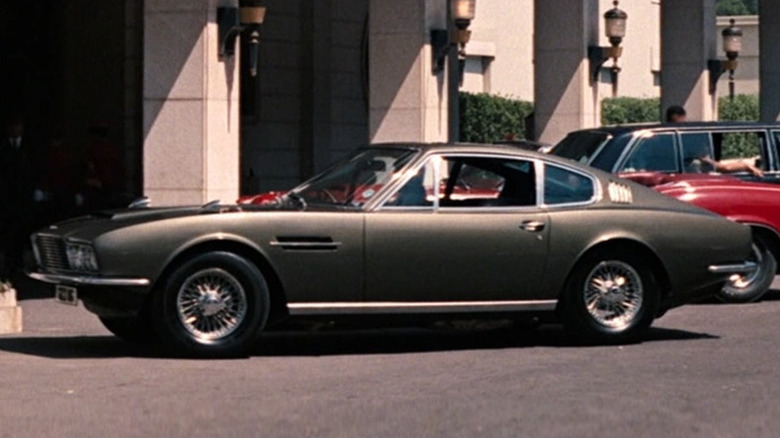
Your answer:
[718,94,759,121]
[601,97,661,125]
[459,92,533,143]
[718,94,760,158]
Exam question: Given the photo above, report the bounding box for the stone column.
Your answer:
[660,0,717,121]
[759,0,780,121]
[0,285,22,334]
[143,0,240,206]
[534,0,600,145]
[368,0,450,143]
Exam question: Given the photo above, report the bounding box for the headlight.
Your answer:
[66,242,99,272]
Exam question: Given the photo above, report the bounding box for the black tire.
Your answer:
[560,250,660,344]
[717,236,777,303]
[151,251,270,357]
[98,314,159,345]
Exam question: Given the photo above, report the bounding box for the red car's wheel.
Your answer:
[717,235,777,303]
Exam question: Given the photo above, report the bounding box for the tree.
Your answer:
[716,0,758,15]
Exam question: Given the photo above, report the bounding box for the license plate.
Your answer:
[55,285,79,306]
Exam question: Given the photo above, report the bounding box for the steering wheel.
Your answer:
[319,189,338,203]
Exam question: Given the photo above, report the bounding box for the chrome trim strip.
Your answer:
[708,261,758,275]
[288,300,557,315]
[270,242,342,249]
[28,272,151,287]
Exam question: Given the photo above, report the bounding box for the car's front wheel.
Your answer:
[152,251,270,357]
[717,235,777,303]
[561,250,659,344]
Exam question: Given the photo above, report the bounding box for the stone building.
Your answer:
[1,0,778,207]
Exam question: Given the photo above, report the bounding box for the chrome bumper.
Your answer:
[708,262,758,275]
[28,271,150,287]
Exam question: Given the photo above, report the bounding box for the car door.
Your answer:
[364,154,550,304]
[767,129,780,183]
[265,211,364,304]
[618,131,680,173]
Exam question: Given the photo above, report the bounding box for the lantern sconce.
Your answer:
[431,0,476,76]
[218,2,266,77]
[588,0,627,94]
[708,18,742,100]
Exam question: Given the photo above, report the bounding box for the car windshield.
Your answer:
[549,131,610,164]
[289,147,418,208]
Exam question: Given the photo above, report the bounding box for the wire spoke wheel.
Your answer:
[582,260,644,330]
[177,268,248,342]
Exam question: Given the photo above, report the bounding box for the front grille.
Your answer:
[34,235,69,270]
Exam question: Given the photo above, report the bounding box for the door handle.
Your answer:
[520,220,545,232]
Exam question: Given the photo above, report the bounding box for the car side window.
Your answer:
[440,157,536,207]
[680,133,714,172]
[774,130,780,165]
[384,162,434,207]
[622,133,678,173]
[713,131,768,172]
[384,156,537,209]
[544,165,594,205]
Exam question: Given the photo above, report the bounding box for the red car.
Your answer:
[549,122,780,303]
[619,171,779,303]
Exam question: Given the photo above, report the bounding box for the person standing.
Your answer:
[83,121,125,210]
[0,117,38,276]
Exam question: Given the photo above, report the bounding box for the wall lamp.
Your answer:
[431,0,476,76]
[708,18,742,100]
[588,0,627,91]
[218,2,266,77]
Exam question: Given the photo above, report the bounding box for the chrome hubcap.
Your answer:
[177,268,247,341]
[584,261,643,329]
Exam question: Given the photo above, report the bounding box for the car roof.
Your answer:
[365,142,597,172]
[565,121,780,136]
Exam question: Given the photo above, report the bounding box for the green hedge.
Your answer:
[459,93,759,142]
[718,94,759,121]
[718,94,760,158]
[459,92,533,142]
[601,94,759,125]
[601,97,661,125]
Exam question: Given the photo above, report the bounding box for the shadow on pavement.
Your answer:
[8,270,53,300]
[0,324,716,360]
[0,336,163,359]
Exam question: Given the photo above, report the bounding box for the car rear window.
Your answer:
[549,131,610,165]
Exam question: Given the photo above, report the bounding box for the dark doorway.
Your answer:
[1,0,143,279]
[0,0,142,215]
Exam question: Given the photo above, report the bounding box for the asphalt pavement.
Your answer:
[1,276,779,437]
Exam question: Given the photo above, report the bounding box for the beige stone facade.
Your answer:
[0,0,777,207]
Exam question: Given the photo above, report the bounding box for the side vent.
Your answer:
[608,181,633,204]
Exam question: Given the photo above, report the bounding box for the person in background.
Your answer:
[699,154,764,178]
[665,105,687,123]
[84,121,125,209]
[0,116,38,276]
[41,124,84,221]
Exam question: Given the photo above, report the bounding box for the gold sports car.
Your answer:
[29,143,755,356]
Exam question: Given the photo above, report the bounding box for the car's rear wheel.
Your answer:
[98,314,158,345]
[717,236,777,303]
[561,250,659,344]
[152,251,269,357]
